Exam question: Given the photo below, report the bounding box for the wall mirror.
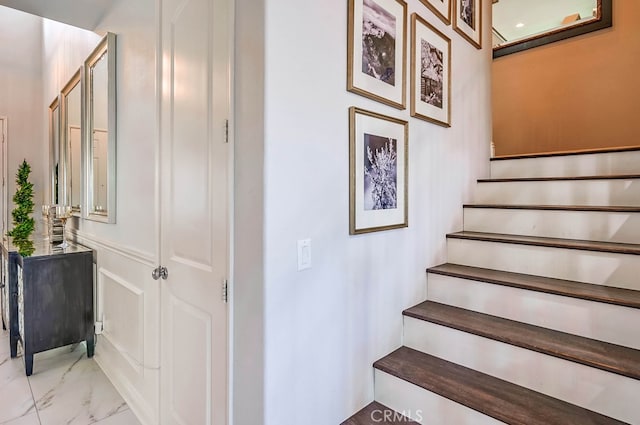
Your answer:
[49,97,61,205]
[84,32,116,223]
[60,69,83,214]
[493,0,612,58]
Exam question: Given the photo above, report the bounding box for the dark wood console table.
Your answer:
[0,238,94,376]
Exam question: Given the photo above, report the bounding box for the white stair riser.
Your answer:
[374,370,502,425]
[426,274,640,350]
[474,179,640,207]
[447,238,640,291]
[403,318,639,424]
[463,208,640,244]
[490,151,640,179]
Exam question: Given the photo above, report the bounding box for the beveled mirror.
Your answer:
[49,97,61,205]
[84,32,116,223]
[60,68,83,214]
[493,0,612,58]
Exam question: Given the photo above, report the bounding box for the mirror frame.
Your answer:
[83,32,117,223]
[60,68,83,215]
[48,96,61,205]
[493,0,612,58]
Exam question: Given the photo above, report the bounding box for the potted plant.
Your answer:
[7,160,35,255]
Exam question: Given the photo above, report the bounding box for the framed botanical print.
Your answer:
[419,0,451,26]
[411,13,451,127]
[453,0,482,49]
[348,0,407,109]
[349,107,408,234]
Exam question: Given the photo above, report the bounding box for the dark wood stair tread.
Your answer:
[463,204,640,213]
[427,263,640,309]
[447,231,640,255]
[341,402,418,424]
[490,145,640,161]
[478,174,640,183]
[375,347,626,425]
[404,301,640,380]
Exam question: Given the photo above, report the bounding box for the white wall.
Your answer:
[0,6,44,233]
[40,2,158,257]
[4,2,493,424]
[82,0,158,258]
[41,18,101,210]
[81,2,160,424]
[41,18,100,106]
[261,0,492,423]
[38,1,160,424]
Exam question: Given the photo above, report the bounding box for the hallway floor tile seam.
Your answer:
[0,335,137,425]
[26,372,42,425]
[0,345,39,425]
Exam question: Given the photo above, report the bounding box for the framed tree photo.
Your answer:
[411,13,451,127]
[419,0,451,26]
[348,0,407,109]
[453,0,482,49]
[349,107,408,234]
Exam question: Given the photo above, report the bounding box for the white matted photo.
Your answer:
[349,107,408,234]
[419,0,451,25]
[411,13,451,127]
[348,0,407,109]
[453,0,482,48]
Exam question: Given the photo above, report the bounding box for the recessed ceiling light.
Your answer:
[516,22,525,28]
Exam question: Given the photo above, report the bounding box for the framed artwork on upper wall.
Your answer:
[453,0,482,49]
[347,0,407,110]
[411,13,451,127]
[349,107,408,234]
[419,0,451,26]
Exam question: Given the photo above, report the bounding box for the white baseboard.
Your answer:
[95,337,159,425]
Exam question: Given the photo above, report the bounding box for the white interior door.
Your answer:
[160,0,231,423]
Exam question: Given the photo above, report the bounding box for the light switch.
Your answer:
[297,239,312,271]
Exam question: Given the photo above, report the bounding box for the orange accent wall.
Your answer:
[492,2,640,156]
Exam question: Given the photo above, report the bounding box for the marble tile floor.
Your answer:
[0,330,141,425]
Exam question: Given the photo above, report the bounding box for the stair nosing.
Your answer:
[427,263,640,309]
[490,145,640,161]
[478,174,640,183]
[463,204,640,213]
[403,300,640,381]
[374,347,626,425]
[447,231,640,256]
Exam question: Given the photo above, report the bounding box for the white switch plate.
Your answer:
[297,239,312,271]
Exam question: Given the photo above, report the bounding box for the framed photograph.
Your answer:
[419,0,451,26]
[453,0,482,49]
[411,13,451,127]
[347,0,407,110]
[349,107,408,234]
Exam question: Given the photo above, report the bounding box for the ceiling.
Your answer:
[0,0,115,30]
[2,0,598,43]
[1,0,598,46]
[493,0,597,42]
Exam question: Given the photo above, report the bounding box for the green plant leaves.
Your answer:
[7,159,35,242]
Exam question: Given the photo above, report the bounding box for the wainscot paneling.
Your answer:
[99,268,145,371]
[72,229,160,425]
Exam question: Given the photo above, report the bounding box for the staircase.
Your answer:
[343,148,640,425]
